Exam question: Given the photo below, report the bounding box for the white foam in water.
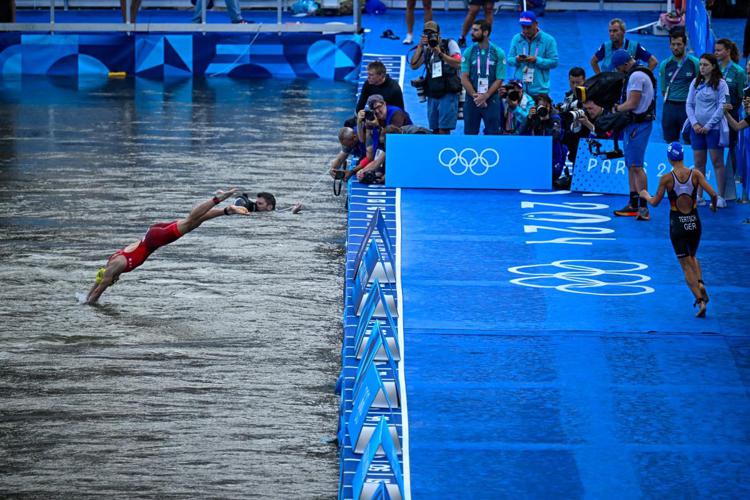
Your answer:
[74,292,88,304]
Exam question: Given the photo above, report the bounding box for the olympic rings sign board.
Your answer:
[386,135,552,189]
[571,138,720,198]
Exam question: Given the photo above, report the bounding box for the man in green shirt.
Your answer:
[659,31,699,142]
[460,19,506,135]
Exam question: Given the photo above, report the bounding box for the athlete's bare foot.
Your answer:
[215,188,240,202]
[695,298,707,318]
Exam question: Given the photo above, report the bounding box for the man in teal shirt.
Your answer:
[591,18,658,74]
[460,19,506,135]
[507,10,558,101]
[658,30,699,142]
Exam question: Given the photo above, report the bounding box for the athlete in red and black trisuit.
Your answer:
[85,188,275,305]
[640,142,718,318]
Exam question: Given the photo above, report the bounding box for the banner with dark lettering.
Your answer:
[571,138,719,199]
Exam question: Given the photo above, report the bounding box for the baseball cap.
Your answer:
[366,94,385,108]
[667,142,684,161]
[611,49,632,69]
[423,21,439,33]
[519,11,537,26]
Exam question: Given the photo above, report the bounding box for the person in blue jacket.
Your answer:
[507,10,558,101]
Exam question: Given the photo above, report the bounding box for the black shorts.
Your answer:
[669,211,701,258]
[469,0,494,5]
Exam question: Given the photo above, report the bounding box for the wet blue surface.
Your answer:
[399,189,750,497]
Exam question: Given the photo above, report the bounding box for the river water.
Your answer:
[0,76,354,498]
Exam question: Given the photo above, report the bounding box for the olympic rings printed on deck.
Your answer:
[507,259,655,296]
[438,147,500,176]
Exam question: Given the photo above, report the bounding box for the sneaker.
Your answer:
[613,205,638,217]
[402,33,413,44]
[716,196,727,208]
[458,36,466,48]
[636,207,650,221]
[697,198,707,206]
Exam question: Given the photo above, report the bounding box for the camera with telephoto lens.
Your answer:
[411,77,427,103]
[504,84,521,102]
[234,193,257,212]
[427,31,439,48]
[364,104,375,122]
[743,86,750,99]
[537,106,549,119]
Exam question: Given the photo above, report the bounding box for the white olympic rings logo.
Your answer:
[507,259,655,296]
[438,147,500,176]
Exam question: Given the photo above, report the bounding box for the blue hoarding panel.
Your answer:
[572,139,718,198]
[386,135,552,189]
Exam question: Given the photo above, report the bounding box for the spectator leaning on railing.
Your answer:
[329,127,367,181]
[590,18,658,74]
[507,10,558,102]
[409,21,463,135]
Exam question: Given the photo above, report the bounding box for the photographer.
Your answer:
[611,49,657,221]
[329,127,367,181]
[559,67,588,163]
[460,19,506,135]
[356,95,412,183]
[523,94,567,182]
[409,21,463,134]
[499,80,534,135]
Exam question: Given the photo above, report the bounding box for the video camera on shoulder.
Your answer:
[234,193,257,212]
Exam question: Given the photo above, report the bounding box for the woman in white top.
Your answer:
[685,53,729,207]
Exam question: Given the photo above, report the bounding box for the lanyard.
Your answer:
[476,49,491,78]
[664,57,687,102]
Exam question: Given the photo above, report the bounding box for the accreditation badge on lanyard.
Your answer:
[476,50,491,93]
[431,56,443,79]
[523,46,538,84]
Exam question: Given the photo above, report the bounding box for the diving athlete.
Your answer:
[85,188,275,305]
[639,142,717,317]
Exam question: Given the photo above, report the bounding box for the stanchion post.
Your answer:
[353,0,360,33]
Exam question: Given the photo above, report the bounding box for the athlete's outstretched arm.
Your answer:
[640,175,668,207]
[86,258,126,305]
[693,170,718,211]
[196,204,250,224]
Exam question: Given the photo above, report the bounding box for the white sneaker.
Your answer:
[402,33,413,44]
[697,198,707,206]
[716,196,727,208]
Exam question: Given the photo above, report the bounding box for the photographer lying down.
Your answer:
[409,21,463,134]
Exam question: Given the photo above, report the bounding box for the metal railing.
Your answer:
[2,0,361,34]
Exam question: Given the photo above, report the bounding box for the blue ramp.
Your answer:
[399,189,750,498]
